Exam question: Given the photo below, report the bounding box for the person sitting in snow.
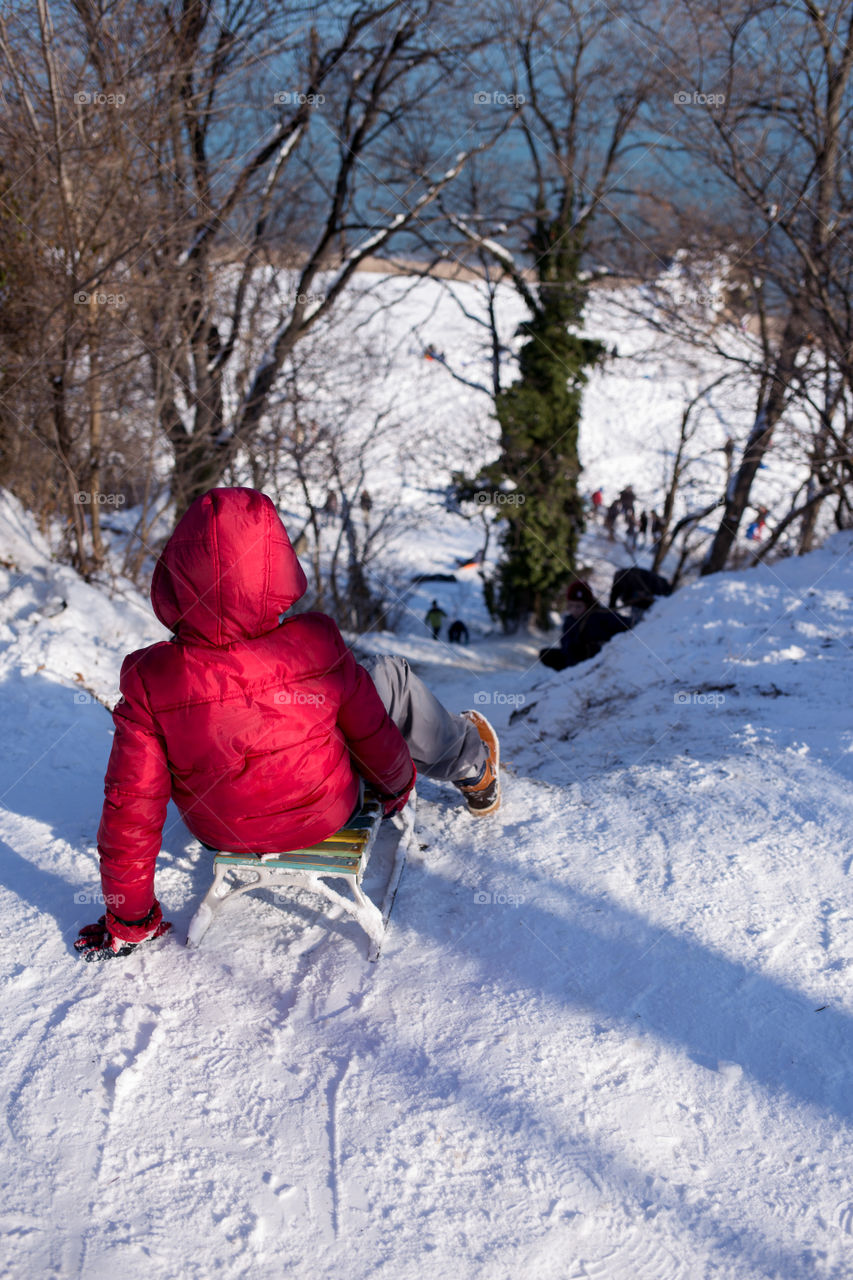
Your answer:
[538,578,632,672]
[75,488,500,961]
[608,566,672,617]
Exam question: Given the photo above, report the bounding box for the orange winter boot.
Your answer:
[456,709,501,817]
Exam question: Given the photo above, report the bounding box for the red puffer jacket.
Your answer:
[97,488,413,920]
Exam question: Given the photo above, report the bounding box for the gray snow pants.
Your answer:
[363,655,486,783]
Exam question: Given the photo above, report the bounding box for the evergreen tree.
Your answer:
[484,231,604,628]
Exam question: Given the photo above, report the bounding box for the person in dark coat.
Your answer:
[625,510,637,552]
[609,566,672,613]
[447,619,469,644]
[425,600,446,639]
[604,500,620,541]
[539,579,632,671]
[650,510,664,544]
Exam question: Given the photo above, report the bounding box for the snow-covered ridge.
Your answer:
[510,529,853,784]
[0,491,166,707]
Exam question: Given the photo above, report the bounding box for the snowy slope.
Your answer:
[1,479,852,1280]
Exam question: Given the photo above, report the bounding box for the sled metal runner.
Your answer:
[186,792,415,960]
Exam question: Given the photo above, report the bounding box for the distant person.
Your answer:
[591,488,604,519]
[448,619,469,644]
[323,490,339,519]
[746,505,768,541]
[638,509,648,544]
[604,500,620,541]
[619,485,636,517]
[538,579,632,671]
[425,600,446,639]
[609,566,672,618]
[359,490,373,518]
[650,510,664,545]
[625,510,638,552]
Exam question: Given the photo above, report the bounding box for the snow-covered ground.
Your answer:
[1,472,852,1279]
[0,268,850,1279]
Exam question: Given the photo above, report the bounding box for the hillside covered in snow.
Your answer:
[1,469,852,1278]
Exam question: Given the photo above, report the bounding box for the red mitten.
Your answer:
[74,900,172,962]
[380,766,416,817]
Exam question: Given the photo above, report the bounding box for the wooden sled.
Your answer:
[186,792,415,961]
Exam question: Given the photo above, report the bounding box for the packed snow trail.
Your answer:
[1,497,853,1279]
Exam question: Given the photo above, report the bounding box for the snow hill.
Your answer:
[1,469,852,1279]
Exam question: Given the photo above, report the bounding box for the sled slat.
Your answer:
[186,792,412,958]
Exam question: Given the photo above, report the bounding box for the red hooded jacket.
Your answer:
[97,488,413,920]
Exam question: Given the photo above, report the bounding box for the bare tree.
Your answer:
[126,0,496,512]
[632,0,853,573]
[1,0,499,574]
[0,0,164,572]
[244,294,433,630]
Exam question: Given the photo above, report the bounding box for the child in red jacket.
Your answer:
[76,488,499,960]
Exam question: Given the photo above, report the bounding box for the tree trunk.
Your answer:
[702,312,803,575]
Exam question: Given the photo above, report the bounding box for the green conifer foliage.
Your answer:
[487,232,604,628]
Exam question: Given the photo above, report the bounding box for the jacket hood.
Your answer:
[151,488,308,645]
